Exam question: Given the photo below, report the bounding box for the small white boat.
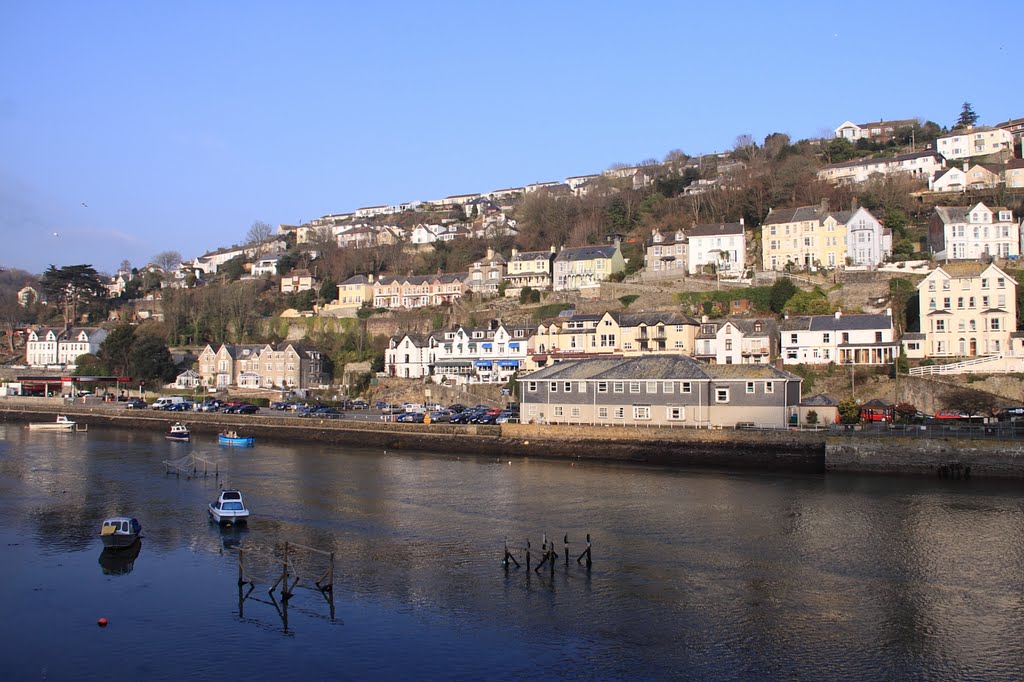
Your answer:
[100,516,142,549]
[165,422,191,442]
[28,415,76,431]
[209,489,250,524]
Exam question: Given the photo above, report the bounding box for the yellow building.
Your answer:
[915,263,1017,358]
[527,311,698,370]
[761,203,847,271]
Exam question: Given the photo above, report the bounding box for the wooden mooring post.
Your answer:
[504,533,591,571]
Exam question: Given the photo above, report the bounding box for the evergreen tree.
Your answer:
[954,102,979,130]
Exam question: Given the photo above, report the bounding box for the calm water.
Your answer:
[2,424,1024,680]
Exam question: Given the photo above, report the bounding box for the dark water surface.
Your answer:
[2,424,1024,680]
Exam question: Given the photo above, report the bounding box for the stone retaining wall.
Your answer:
[825,436,1024,478]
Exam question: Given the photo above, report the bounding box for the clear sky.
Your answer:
[2,1,1021,275]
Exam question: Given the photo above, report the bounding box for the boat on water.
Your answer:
[165,422,191,442]
[218,430,254,447]
[209,489,250,524]
[28,415,76,431]
[100,516,142,549]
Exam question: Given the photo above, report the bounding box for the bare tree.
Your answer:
[246,220,275,256]
[119,259,132,274]
[152,250,183,272]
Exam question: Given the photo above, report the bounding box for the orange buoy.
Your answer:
[97,618,108,627]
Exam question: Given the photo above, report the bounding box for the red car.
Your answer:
[933,409,966,420]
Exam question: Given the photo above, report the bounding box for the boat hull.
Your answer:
[165,433,190,442]
[218,436,254,447]
[208,505,249,524]
[101,532,141,549]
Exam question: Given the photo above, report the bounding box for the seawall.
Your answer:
[7,403,1024,478]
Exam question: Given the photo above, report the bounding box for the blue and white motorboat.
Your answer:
[165,422,191,442]
[218,430,254,447]
[209,489,250,524]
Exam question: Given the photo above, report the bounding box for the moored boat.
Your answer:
[209,489,250,524]
[100,516,142,549]
[165,422,191,442]
[218,430,254,447]
[28,415,76,431]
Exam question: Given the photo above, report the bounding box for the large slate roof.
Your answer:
[524,355,799,382]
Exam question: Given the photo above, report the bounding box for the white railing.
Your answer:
[909,353,1004,376]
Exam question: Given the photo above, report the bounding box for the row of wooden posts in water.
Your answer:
[504,533,592,572]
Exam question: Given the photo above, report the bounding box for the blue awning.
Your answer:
[482,343,493,349]
[497,360,520,367]
[509,342,520,348]
[474,360,493,367]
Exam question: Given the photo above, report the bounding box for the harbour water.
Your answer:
[3,423,1024,680]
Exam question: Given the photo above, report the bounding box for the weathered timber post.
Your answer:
[525,539,531,572]
[563,534,569,566]
[576,533,592,567]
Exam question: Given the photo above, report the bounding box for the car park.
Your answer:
[427,410,452,423]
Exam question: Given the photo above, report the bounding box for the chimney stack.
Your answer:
[834,309,842,319]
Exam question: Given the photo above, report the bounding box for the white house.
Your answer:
[384,322,532,384]
[936,126,1014,160]
[251,253,283,277]
[928,202,1019,260]
[833,119,916,141]
[818,151,944,184]
[842,207,892,267]
[26,326,109,368]
[779,310,897,366]
[685,221,745,275]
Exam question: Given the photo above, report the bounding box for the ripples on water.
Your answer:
[2,424,1024,679]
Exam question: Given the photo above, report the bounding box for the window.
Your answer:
[614,407,625,419]
[550,382,558,393]
[597,381,608,393]
[563,382,572,393]
[764,382,774,394]
[662,381,674,393]
[998,278,1006,289]
[715,388,730,403]
[613,382,624,393]
[746,382,755,394]
[935,320,946,332]
[527,381,537,392]
[942,280,950,291]
[681,382,692,394]
[982,279,989,289]
[633,406,651,420]
[629,381,641,393]
[598,407,608,419]
[666,406,685,421]
[570,407,580,417]
[992,318,1002,331]
[578,381,587,392]
[646,381,657,393]
[553,406,563,417]
[943,298,951,309]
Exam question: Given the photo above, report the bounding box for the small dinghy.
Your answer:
[100,516,142,549]
[28,415,76,431]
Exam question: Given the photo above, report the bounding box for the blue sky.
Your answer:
[2,1,1021,275]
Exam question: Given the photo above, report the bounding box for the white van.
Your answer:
[152,396,186,410]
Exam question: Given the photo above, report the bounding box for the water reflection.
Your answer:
[98,539,142,575]
[4,425,1024,679]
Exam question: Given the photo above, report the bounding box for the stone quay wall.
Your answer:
[8,403,1024,478]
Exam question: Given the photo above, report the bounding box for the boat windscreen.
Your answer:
[223,502,244,511]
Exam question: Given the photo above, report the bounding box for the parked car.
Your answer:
[933,409,967,420]
[475,409,501,425]
[396,411,425,423]
[450,409,483,424]
[198,399,223,412]
[495,410,518,424]
[380,403,399,414]
[223,401,254,414]
[270,401,291,410]
[124,398,147,409]
[427,410,452,423]
[351,399,369,410]
[234,404,260,415]
[447,403,466,413]
[166,401,194,412]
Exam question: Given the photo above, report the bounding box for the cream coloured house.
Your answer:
[552,243,625,291]
[761,203,847,271]
[916,263,1017,358]
[528,311,698,370]
[197,342,327,389]
[503,247,556,296]
[936,126,1014,160]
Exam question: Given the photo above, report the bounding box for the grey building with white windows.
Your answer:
[518,355,802,428]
